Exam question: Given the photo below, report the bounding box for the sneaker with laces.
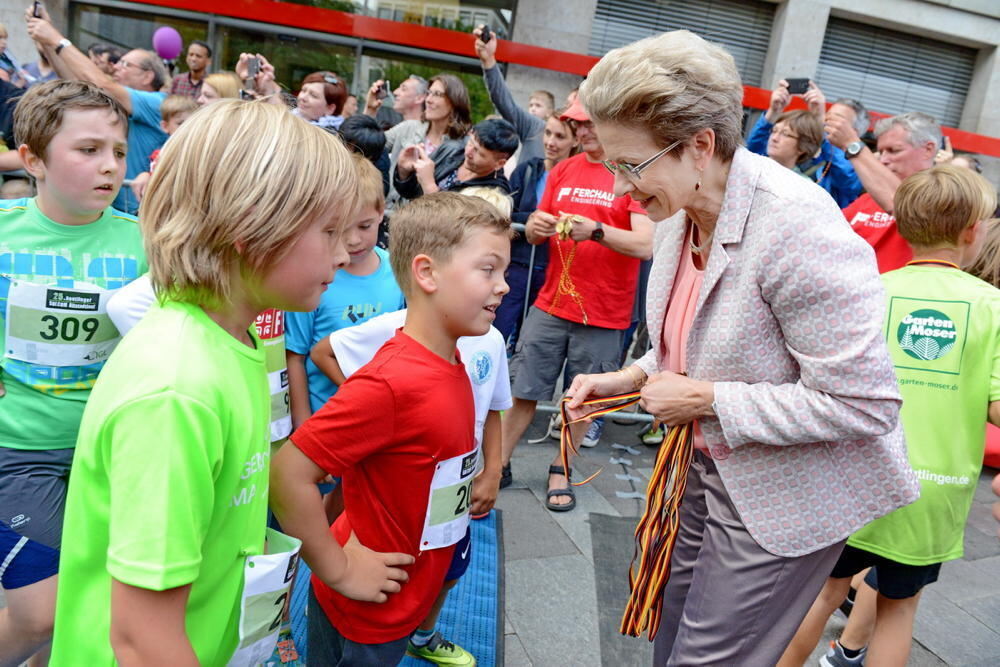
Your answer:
[580,419,603,448]
[819,640,867,667]
[406,632,476,666]
[528,413,562,444]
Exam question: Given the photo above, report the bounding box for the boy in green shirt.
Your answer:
[782,165,1000,667]
[49,100,413,666]
[0,80,145,667]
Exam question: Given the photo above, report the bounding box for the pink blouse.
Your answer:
[659,226,707,453]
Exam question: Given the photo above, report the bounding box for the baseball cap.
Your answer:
[560,97,589,122]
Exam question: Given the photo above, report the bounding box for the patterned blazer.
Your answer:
[635,148,919,557]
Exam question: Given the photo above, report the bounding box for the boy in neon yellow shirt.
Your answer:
[0,80,145,667]
[782,165,1000,666]
[50,101,412,666]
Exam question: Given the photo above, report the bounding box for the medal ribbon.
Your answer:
[558,391,694,641]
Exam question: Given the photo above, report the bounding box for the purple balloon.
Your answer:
[152,26,183,61]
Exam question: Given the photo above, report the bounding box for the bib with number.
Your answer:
[420,449,479,551]
[4,279,120,367]
[255,310,292,443]
[227,528,302,667]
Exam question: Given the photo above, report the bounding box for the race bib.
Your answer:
[256,310,292,443]
[420,449,479,551]
[267,367,291,443]
[227,528,302,667]
[4,279,120,367]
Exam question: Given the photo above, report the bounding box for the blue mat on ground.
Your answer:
[289,510,504,666]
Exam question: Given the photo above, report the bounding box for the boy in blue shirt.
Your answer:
[285,153,404,425]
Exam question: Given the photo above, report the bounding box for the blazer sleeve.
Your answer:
[712,199,902,448]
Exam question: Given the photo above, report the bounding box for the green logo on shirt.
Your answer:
[897,309,957,361]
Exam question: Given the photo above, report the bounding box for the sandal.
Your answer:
[545,465,576,512]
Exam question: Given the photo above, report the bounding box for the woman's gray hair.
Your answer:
[579,30,744,161]
[874,111,942,149]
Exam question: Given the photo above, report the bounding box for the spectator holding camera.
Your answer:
[394,117,517,200]
[747,79,864,208]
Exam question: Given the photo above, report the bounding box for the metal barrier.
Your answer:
[506,222,655,425]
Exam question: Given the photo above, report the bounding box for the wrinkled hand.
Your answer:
[327,532,414,604]
[638,371,715,427]
[470,469,500,516]
[525,210,558,241]
[766,80,790,122]
[803,81,826,122]
[935,135,954,165]
[397,144,420,174]
[564,370,635,421]
[472,25,498,68]
[130,171,151,202]
[823,113,860,150]
[24,2,52,22]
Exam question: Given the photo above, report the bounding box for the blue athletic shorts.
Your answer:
[0,521,58,589]
[444,526,473,582]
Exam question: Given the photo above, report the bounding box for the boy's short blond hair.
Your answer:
[389,191,512,296]
[894,165,998,248]
[965,219,1000,288]
[14,80,128,161]
[458,186,513,218]
[160,94,199,122]
[141,100,359,308]
[350,152,385,213]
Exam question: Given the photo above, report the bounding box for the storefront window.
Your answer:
[72,3,207,60]
[286,0,513,38]
[218,25,356,94]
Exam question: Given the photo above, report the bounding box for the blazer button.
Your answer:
[711,446,730,460]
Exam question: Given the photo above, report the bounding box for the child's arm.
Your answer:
[270,441,413,601]
[309,337,347,386]
[470,410,504,516]
[989,401,1000,427]
[286,351,311,430]
[110,581,198,666]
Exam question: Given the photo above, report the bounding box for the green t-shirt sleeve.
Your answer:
[991,321,1000,404]
[105,391,225,591]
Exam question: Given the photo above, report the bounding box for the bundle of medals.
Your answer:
[549,212,590,325]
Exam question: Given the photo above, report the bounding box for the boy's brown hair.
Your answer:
[14,80,128,161]
[895,164,998,248]
[389,191,512,296]
[350,151,385,214]
[160,94,199,123]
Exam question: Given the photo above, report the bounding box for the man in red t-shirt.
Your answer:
[501,99,653,511]
[270,194,512,664]
[828,111,940,273]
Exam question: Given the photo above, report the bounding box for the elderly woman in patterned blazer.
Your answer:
[565,30,920,665]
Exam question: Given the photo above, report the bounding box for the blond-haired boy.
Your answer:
[783,165,1000,666]
[49,100,412,665]
[271,192,511,664]
[0,79,145,667]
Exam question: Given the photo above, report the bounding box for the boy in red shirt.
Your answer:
[270,192,511,664]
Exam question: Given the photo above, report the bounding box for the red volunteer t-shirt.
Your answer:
[291,330,475,643]
[843,193,912,274]
[533,153,645,329]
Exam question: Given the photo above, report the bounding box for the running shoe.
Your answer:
[406,632,476,666]
[819,640,867,667]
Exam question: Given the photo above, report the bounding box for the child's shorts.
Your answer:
[444,526,473,582]
[0,520,59,588]
[307,588,411,666]
[829,544,942,599]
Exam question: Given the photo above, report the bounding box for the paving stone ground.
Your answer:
[496,408,1000,666]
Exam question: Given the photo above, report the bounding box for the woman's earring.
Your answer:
[694,167,703,191]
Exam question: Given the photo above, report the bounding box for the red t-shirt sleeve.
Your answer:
[290,373,395,476]
[627,197,647,215]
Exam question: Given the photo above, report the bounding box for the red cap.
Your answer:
[560,97,590,122]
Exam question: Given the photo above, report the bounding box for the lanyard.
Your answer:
[558,392,694,639]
